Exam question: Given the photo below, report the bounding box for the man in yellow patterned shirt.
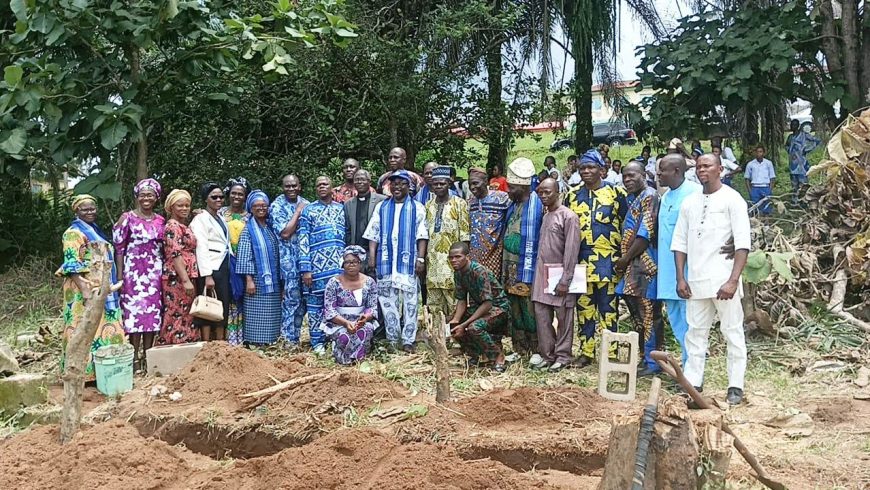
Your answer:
[564,149,628,367]
[425,166,471,322]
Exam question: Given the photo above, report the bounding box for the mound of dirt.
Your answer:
[0,420,215,490]
[187,427,554,490]
[165,342,301,410]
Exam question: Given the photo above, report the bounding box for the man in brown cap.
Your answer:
[467,166,511,281]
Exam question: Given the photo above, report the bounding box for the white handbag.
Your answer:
[190,288,224,322]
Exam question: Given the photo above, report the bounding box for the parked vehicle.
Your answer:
[550,121,638,151]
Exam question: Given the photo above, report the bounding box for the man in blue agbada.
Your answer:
[269,174,309,349]
[785,118,822,205]
[298,175,347,356]
[655,154,701,365]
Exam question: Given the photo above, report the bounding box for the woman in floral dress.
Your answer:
[158,189,200,345]
[114,178,164,370]
[57,195,126,381]
[320,246,378,364]
[220,177,250,345]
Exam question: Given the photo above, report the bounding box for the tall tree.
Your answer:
[0,0,355,193]
[518,0,663,151]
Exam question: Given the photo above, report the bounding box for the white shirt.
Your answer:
[548,167,568,192]
[362,199,428,292]
[604,169,620,185]
[721,158,739,178]
[671,185,751,299]
[723,146,737,163]
[567,171,582,186]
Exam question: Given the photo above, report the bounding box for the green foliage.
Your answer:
[0,0,355,203]
[636,2,833,145]
[744,250,795,284]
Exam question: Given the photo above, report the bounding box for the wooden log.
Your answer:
[239,372,335,409]
[60,242,112,444]
[700,423,734,488]
[652,399,700,490]
[599,415,640,490]
[425,308,451,403]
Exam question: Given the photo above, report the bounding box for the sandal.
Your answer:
[493,363,506,373]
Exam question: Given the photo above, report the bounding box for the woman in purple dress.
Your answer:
[320,246,378,364]
[114,178,165,371]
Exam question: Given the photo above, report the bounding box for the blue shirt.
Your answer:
[656,180,702,300]
[745,158,776,186]
[785,131,821,176]
[617,187,658,299]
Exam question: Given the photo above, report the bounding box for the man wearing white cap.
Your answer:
[502,157,544,359]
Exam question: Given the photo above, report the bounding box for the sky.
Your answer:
[546,0,692,84]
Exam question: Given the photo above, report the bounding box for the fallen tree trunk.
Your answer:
[827,268,870,332]
[60,243,113,444]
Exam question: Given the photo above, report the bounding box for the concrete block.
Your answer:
[0,373,48,415]
[146,342,206,376]
[0,341,19,375]
[598,330,638,402]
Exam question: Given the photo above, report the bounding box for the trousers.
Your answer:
[378,284,419,346]
[749,185,773,215]
[684,297,747,390]
[427,288,456,323]
[623,296,664,371]
[663,299,689,365]
[280,276,308,344]
[576,281,618,359]
[533,302,575,364]
[507,292,537,355]
[304,292,327,348]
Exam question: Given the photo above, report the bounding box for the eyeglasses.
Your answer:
[209,194,224,200]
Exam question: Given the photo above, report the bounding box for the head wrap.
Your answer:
[71,194,96,212]
[692,147,703,158]
[468,167,487,178]
[200,182,222,201]
[388,169,412,184]
[134,178,161,198]
[431,166,452,181]
[245,190,270,213]
[164,189,191,213]
[342,245,367,265]
[578,149,607,168]
[667,138,683,151]
[506,157,536,185]
[224,177,250,195]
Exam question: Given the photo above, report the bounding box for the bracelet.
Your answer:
[415,257,425,263]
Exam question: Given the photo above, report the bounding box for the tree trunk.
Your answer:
[60,243,113,444]
[862,18,870,104]
[841,0,863,112]
[425,309,451,403]
[819,0,844,87]
[484,3,508,172]
[572,42,594,152]
[126,44,148,180]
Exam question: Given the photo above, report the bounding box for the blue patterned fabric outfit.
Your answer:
[236,222,282,344]
[269,194,309,343]
[298,201,346,349]
[320,275,378,364]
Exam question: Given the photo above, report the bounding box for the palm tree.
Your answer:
[518,0,665,151]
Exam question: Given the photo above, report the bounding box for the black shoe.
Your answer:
[575,356,594,368]
[637,366,659,378]
[727,387,744,406]
[402,343,416,354]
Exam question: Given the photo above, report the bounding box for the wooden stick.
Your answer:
[239,372,335,409]
[424,308,451,403]
[651,351,787,490]
[60,242,113,444]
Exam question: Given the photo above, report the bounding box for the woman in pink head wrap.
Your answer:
[113,178,165,371]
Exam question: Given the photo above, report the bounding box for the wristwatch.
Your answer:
[416,257,425,263]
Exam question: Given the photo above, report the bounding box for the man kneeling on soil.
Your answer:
[447,242,509,372]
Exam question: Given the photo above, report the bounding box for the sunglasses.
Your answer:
[209,194,224,200]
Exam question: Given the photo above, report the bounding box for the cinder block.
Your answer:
[0,341,19,374]
[598,330,638,402]
[146,342,206,376]
[0,373,48,415]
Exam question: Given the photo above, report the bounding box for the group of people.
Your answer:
[58,143,753,405]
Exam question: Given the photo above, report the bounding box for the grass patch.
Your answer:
[0,257,61,344]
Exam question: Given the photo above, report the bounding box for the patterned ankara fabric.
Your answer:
[298,201,347,349]
[159,219,200,345]
[467,190,510,280]
[113,212,165,333]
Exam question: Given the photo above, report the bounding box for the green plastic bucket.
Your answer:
[93,344,134,396]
